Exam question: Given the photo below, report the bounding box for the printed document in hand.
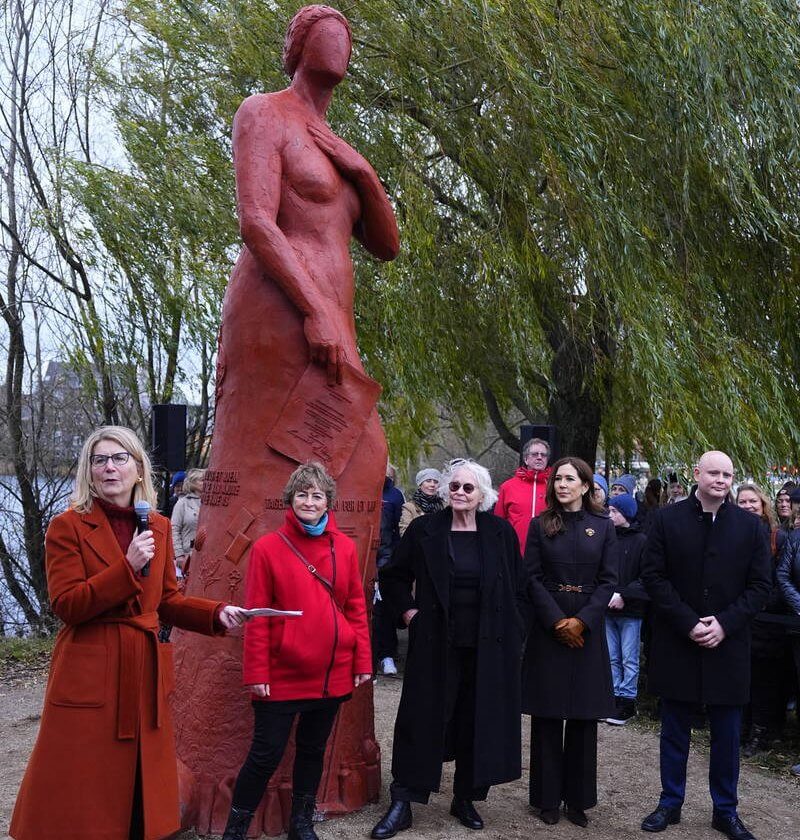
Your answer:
[241,607,303,618]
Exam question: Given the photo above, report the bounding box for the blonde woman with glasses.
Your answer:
[10,426,245,840]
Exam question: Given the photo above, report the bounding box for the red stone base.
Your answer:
[172,630,381,837]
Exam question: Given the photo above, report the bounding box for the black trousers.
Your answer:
[529,717,597,810]
[232,701,341,811]
[372,589,399,662]
[129,754,143,840]
[391,646,489,803]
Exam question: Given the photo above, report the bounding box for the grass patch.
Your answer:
[0,635,54,670]
[631,691,800,778]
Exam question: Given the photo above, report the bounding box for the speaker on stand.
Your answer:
[151,404,187,512]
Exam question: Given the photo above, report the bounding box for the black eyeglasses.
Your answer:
[449,481,476,494]
[90,451,131,469]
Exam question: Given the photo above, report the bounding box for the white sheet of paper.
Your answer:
[241,607,303,618]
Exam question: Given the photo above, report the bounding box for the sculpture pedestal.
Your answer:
[173,625,380,835]
[170,265,386,834]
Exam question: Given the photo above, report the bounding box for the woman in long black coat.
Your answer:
[371,458,527,839]
[522,456,617,828]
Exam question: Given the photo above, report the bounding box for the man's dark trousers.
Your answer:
[659,699,741,819]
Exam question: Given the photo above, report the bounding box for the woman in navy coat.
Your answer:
[522,456,617,828]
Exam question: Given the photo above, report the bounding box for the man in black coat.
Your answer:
[639,451,771,840]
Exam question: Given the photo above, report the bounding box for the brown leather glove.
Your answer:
[554,617,586,648]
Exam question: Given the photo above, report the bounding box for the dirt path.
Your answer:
[3,675,798,839]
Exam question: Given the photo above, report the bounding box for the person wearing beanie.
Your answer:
[495,438,553,551]
[592,474,609,506]
[400,469,445,536]
[610,473,637,498]
[610,473,647,527]
[604,495,649,725]
[165,469,187,517]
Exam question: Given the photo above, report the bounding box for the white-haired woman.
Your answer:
[371,459,527,838]
[10,426,245,840]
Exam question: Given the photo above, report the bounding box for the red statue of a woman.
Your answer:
[171,6,399,836]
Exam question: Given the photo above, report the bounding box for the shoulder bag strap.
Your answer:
[277,531,335,595]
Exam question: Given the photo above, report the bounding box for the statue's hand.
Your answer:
[308,121,368,182]
[304,311,344,385]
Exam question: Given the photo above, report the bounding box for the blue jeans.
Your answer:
[658,699,741,819]
[605,614,642,699]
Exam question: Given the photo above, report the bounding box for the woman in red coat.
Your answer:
[10,426,245,840]
[221,461,373,840]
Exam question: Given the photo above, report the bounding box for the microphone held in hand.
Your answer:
[134,500,151,577]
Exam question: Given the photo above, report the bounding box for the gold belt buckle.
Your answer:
[559,584,582,593]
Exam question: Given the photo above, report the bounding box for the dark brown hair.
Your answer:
[644,478,662,510]
[540,456,604,537]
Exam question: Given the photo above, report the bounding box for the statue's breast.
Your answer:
[282,133,344,204]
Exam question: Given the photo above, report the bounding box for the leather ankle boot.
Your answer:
[371,800,412,839]
[287,793,319,840]
[222,805,255,840]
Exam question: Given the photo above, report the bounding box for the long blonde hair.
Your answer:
[71,426,158,513]
[735,482,776,528]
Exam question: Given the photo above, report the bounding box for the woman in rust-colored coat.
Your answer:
[10,426,245,840]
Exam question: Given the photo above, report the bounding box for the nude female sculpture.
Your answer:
[171,6,399,835]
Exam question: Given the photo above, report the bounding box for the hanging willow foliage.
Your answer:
[82,0,800,473]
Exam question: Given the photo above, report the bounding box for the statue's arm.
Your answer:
[351,165,400,262]
[233,96,321,317]
[307,121,400,262]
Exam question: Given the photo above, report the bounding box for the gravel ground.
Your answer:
[3,672,798,840]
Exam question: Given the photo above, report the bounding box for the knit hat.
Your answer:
[611,473,637,496]
[592,473,608,501]
[789,487,800,505]
[170,470,187,489]
[415,468,441,487]
[609,493,637,522]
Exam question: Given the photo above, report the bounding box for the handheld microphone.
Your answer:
[134,500,151,577]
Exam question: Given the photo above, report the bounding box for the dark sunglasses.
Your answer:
[449,481,476,494]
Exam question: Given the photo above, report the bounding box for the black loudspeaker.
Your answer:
[519,424,559,465]
[151,404,187,471]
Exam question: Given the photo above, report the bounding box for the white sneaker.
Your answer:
[380,657,398,675]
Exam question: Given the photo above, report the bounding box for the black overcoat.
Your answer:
[641,492,771,705]
[521,510,618,719]
[379,508,526,793]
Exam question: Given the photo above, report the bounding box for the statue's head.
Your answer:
[283,5,352,79]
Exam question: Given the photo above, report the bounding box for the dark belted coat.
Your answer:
[10,505,224,840]
[379,508,526,793]
[641,492,771,705]
[522,510,618,719]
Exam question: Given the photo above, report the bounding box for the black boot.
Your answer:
[222,805,255,840]
[287,793,319,840]
[741,724,767,758]
[371,800,412,839]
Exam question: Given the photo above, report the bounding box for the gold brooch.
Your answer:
[585,528,595,537]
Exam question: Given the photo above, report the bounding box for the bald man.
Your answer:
[639,451,770,840]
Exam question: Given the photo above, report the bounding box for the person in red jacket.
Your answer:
[221,462,373,840]
[495,437,553,550]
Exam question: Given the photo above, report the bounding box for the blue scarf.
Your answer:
[301,511,328,537]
